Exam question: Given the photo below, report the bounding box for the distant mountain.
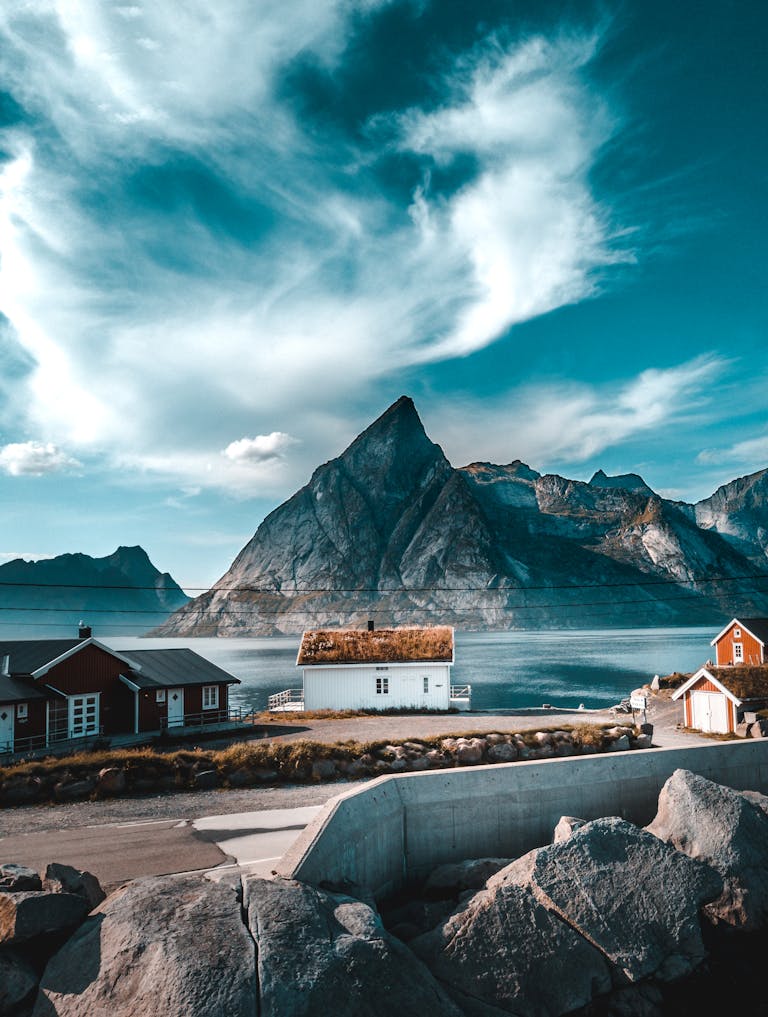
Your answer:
[0,546,190,637]
[155,398,768,635]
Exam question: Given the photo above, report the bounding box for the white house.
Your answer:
[268,625,470,712]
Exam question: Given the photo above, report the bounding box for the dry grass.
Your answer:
[297,626,453,665]
[709,666,768,701]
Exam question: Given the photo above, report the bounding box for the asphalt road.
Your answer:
[0,806,321,891]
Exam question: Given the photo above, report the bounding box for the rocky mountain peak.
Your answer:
[589,470,656,497]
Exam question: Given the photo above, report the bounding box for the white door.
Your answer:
[401,676,420,708]
[0,706,14,751]
[691,692,729,734]
[69,694,99,739]
[167,688,185,727]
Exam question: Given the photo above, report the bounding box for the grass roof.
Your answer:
[710,666,768,701]
[298,626,454,665]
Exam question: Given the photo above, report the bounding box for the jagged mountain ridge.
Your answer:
[156,397,768,635]
[0,545,190,637]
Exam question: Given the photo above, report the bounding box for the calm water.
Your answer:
[112,627,713,713]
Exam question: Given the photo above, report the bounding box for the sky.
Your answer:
[0,0,766,591]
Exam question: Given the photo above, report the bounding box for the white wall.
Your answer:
[303,663,451,711]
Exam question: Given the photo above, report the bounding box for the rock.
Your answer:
[388,758,407,772]
[455,738,485,765]
[650,675,661,691]
[487,741,517,762]
[533,731,553,746]
[0,863,42,892]
[750,719,768,738]
[501,817,722,982]
[632,734,653,749]
[401,741,426,752]
[553,816,586,843]
[440,738,457,752]
[42,863,106,911]
[96,767,126,796]
[735,721,751,738]
[602,982,664,1016]
[0,891,88,945]
[554,740,575,756]
[423,858,512,897]
[226,767,258,787]
[406,757,429,771]
[244,876,463,1017]
[0,777,45,806]
[484,733,506,745]
[0,946,39,1013]
[34,873,256,1017]
[412,880,612,1016]
[647,768,768,930]
[52,778,96,802]
[310,759,337,780]
[607,735,631,751]
[192,769,219,790]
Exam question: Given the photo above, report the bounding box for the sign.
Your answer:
[630,695,647,711]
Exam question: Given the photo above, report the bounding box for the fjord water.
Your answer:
[114,627,713,714]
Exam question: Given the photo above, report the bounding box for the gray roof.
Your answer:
[123,648,240,690]
[0,675,48,704]
[0,640,83,676]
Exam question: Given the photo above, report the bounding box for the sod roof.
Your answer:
[297,626,454,666]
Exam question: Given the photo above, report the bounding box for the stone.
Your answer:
[406,757,429,771]
[484,733,506,745]
[388,758,407,772]
[501,817,722,982]
[533,731,553,746]
[554,740,575,756]
[735,721,751,738]
[192,769,219,790]
[487,741,517,763]
[42,863,106,911]
[647,768,768,930]
[34,873,256,1017]
[310,758,337,780]
[226,767,258,787]
[0,946,39,1013]
[244,876,463,1017]
[607,735,631,751]
[0,776,45,806]
[553,816,586,843]
[632,734,653,749]
[52,778,96,802]
[0,891,88,945]
[412,880,612,1016]
[96,767,126,796]
[456,738,485,765]
[0,863,42,892]
[423,858,512,897]
[651,675,661,691]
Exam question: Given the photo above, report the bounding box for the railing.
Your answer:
[268,689,305,711]
[450,685,472,699]
[159,707,253,731]
[0,728,107,762]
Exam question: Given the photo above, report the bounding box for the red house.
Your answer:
[0,636,241,756]
[711,618,768,667]
[672,664,768,735]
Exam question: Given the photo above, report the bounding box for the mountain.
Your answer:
[156,398,768,635]
[0,546,190,637]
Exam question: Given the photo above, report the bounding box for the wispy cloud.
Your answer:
[0,440,81,476]
[223,432,299,464]
[0,5,637,495]
[698,433,768,469]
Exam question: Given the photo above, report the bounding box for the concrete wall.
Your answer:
[278,739,768,899]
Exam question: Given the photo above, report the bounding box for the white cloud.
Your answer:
[697,433,768,468]
[430,355,726,468]
[223,432,298,464]
[0,441,81,476]
[0,551,55,562]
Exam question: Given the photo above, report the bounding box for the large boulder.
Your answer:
[0,947,39,1013]
[34,874,256,1017]
[244,876,463,1017]
[423,858,512,897]
[647,768,768,930]
[411,880,613,1016]
[0,891,88,945]
[42,863,106,911]
[500,817,722,983]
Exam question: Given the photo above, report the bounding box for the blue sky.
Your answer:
[0,0,765,590]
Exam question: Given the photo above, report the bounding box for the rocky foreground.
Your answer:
[3,768,768,1016]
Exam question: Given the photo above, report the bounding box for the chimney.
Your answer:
[1,654,9,677]
[367,619,375,632]
[78,621,92,640]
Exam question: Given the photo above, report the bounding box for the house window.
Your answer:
[734,628,741,638]
[423,676,429,694]
[16,703,28,722]
[202,685,219,710]
[376,676,389,695]
[156,690,166,703]
[734,643,744,662]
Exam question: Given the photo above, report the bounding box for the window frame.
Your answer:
[375,676,389,695]
[156,690,166,704]
[202,685,220,710]
[16,702,28,722]
[734,643,744,662]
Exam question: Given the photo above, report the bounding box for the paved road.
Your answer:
[0,806,320,891]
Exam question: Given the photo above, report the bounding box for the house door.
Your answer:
[167,688,185,727]
[691,692,729,734]
[0,706,13,752]
[402,676,420,708]
[68,695,99,739]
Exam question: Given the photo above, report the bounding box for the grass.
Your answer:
[297,626,453,665]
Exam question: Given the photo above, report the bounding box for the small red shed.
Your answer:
[672,665,768,734]
[711,618,768,667]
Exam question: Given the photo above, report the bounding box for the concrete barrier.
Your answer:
[277,739,768,899]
